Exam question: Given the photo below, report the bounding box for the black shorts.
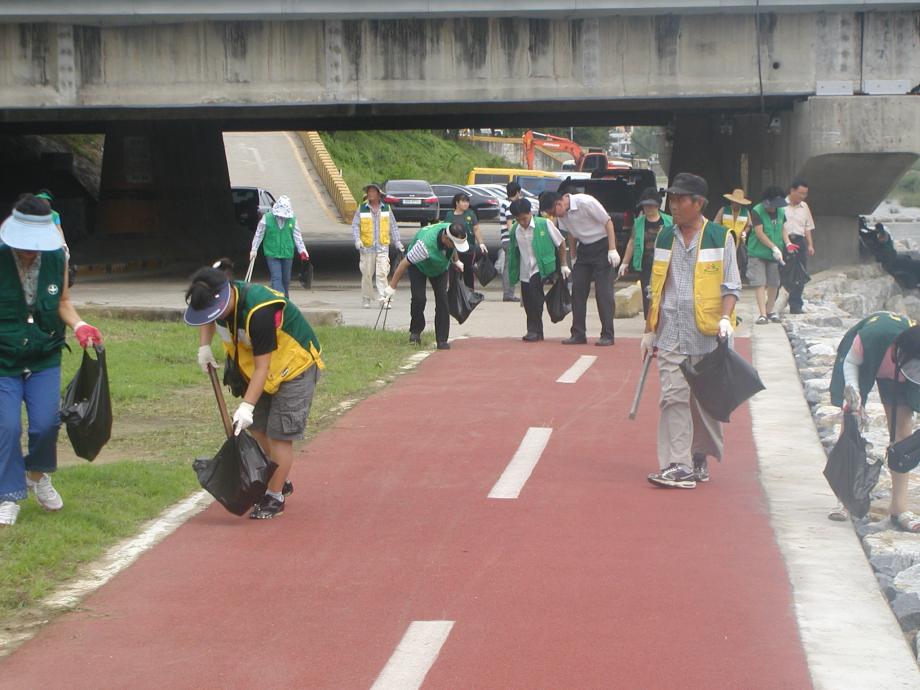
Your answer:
[876,378,920,412]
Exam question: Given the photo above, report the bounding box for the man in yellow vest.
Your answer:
[640,173,743,489]
[352,183,404,309]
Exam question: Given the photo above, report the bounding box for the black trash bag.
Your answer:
[299,261,313,290]
[780,250,810,293]
[192,433,278,516]
[223,356,247,398]
[447,270,484,324]
[679,339,766,423]
[888,427,920,474]
[823,413,881,518]
[60,344,113,461]
[545,274,572,323]
[473,252,498,286]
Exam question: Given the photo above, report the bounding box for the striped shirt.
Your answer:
[656,226,742,356]
[406,233,452,265]
[499,198,513,245]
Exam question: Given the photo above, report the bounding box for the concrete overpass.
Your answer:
[0,1,918,267]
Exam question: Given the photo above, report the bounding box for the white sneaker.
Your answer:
[27,473,64,511]
[362,297,371,309]
[0,500,20,526]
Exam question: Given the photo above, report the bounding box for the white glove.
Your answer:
[397,242,405,253]
[453,260,464,272]
[560,265,572,279]
[771,246,785,265]
[607,249,621,267]
[249,249,257,261]
[383,285,396,302]
[617,263,628,278]
[718,317,734,339]
[355,240,363,251]
[232,401,255,436]
[844,384,862,413]
[479,243,487,255]
[197,345,218,375]
[640,331,657,361]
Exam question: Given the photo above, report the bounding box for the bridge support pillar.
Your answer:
[670,96,919,271]
[87,122,241,263]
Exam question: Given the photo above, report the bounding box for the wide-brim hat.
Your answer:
[723,188,751,205]
[363,182,384,196]
[183,280,232,326]
[0,210,63,251]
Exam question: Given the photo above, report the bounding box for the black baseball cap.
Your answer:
[638,187,661,207]
[666,173,708,197]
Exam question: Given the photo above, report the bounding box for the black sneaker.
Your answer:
[249,495,284,519]
[767,312,781,323]
[561,336,588,345]
[409,332,421,345]
[692,453,709,483]
[436,342,451,350]
[282,480,294,497]
[647,462,697,489]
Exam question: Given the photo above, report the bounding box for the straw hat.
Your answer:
[723,188,751,205]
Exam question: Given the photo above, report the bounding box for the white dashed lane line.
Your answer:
[556,355,597,384]
[371,620,455,690]
[488,427,554,500]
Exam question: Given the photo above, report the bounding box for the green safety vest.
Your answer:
[263,214,296,259]
[747,203,785,261]
[632,212,673,271]
[508,216,557,285]
[445,210,477,242]
[215,282,323,395]
[830,311,920,410]
[407,222,452,277]
[0,246,66,376]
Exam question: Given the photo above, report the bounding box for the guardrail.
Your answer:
[297,131,357,222]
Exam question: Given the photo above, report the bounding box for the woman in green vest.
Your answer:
[747,187,788,325]
[185,265,323,520]
[0,195,103,527]
[506,198,570,341]
[829,312,920,530]
[249,195,309,299]
[445,193,487,291]
[618,187,672,318]
[383,222,469,350]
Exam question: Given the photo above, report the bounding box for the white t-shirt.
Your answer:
[555,193,610,244]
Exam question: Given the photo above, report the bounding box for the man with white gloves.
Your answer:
[641,173,742,490]
[550,190,618,346]
[505,198,571,342]
[352,183,404,309]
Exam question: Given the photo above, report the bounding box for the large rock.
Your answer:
[614,284,642,319]
[890,593,920,632]
[863,531,920,578]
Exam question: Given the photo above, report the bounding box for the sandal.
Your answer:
[755,315,769,325]
[827,502,850,522]
[891,511,920,532]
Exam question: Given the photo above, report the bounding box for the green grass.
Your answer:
[891,162,920,209]
[319,130,514,198]
[1,317,419,619]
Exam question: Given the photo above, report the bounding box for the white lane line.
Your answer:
[371,620,454,690]
[556,355,597,383]
[488,427,553,499]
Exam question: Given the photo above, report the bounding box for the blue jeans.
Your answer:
[265,257,293,298]
[0,367,61,502]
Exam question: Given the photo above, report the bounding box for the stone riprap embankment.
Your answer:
[782,258,920,660]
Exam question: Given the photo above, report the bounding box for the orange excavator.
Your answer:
[522,130,612,173]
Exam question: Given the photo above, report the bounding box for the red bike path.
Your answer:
[0,338,811,689]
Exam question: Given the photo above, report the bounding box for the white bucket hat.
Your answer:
[0,209,63,251]
[271,195,294,219]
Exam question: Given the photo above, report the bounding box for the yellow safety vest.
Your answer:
[721,206,749,244]
[359,203,390,247]
[646,221,736,337]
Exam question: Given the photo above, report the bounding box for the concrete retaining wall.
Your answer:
[298,131,356,222]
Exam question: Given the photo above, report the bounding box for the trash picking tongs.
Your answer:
[207,363,234,439]
[628,353,653,420]
[374,296,391,331]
